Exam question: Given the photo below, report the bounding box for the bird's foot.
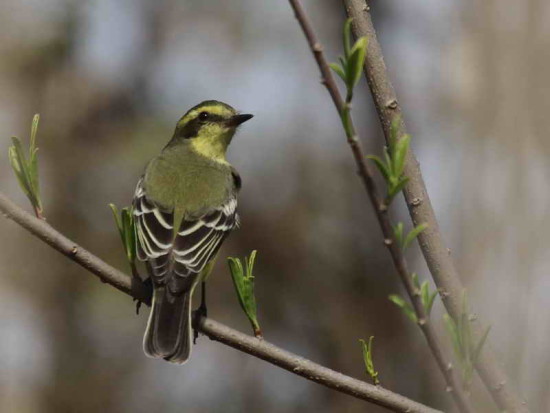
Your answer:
[132,277,152,315]
[193,303,208,344]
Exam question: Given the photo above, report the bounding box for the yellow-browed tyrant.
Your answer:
[133,100,253,364]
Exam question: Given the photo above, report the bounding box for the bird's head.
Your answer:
[170,100,253,162]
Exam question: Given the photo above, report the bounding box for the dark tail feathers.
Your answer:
[143,287,192,364]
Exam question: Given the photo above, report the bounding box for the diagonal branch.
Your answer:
[0,192,152,305]
[342,1,528,411]
[0,190,439,413]
[288,1,473,412]
[199,317,441,413]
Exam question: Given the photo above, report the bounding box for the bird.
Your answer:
[132,100,253,364]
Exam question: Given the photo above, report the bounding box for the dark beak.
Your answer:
[229,113,254,127]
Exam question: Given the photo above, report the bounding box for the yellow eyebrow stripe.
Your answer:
[198,105,232,116]
[181,105,233,124]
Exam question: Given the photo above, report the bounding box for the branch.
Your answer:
[0,192,151,305]
[199,318,440,413]
[342,1,528,411]
[0,191,439,413]
[288,1,473,412]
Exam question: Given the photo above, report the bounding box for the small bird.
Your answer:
[133,100,253,364]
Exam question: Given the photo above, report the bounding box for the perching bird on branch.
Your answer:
[133,101,253,364]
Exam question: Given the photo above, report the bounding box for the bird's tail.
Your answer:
[143,286,192,364]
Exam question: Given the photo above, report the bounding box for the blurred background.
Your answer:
[0,0,548,412]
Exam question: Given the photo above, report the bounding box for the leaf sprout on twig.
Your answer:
[359,336,380,385]
[109,204,138,278]
[8,114,44,219]
[389,273,438,323]
[367,117,411,205]
[329,18,368,102]
[228,250,262,338]
[393,221,428,250]
[329,18,368,138]
[443,292,491,391]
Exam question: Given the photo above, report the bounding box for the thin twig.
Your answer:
[0,191,439,413]
[199,318,441,413]
[288,1,473,412]
[342,1,528,411]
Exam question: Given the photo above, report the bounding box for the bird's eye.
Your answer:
[198,111,209,121]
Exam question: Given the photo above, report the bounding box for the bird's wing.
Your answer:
[132,177,238,295]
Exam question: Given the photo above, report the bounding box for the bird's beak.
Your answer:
[228,113,254,127]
